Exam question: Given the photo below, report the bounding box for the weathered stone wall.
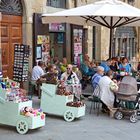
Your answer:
[22,0,47,70]
[22,0,140,66]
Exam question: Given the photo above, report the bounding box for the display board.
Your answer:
[13,44,30,82]
[73,28,83,67]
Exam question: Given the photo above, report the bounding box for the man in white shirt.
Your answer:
[31,61,45,98]
[32,61,45,81]
[61,64,79,84]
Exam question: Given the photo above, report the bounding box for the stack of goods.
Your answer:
[0,77,29,103]
[20,106,45,119]
[57,82,72,96]
[6,88,29,103]
[66,101,85,107]
[45,72,58,85]
[0,77,20,90]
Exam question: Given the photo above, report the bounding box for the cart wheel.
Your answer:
[64,110,75,122]
[114,111,123,120]
[16,120,29,134]
[130,114,138,123]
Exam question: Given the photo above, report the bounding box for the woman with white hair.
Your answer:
[91,66,104,89]
[98,70,118,111]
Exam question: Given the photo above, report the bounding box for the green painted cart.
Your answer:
[0,88,45,134]
[40,83,85,122]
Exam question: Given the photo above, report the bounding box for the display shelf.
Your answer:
[13,44,30,82]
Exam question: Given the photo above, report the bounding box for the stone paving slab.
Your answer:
[0,97,140,140]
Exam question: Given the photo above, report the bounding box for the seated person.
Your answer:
[100,58,112,74]
[31,61,45,81]
[91,66,104,89]
[60,57,68,73]
[53,57,61,79]
[61,64,79,84]
[119,57,131,73]
[41,64,58,85]
[31,61,45,98]
[98,70,118,112]
[81,54,95,76]
[110,57,119,72]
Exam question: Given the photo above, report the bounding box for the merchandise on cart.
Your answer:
[0,78,45,134]
[40,83,85,122]
[20,106,45,119]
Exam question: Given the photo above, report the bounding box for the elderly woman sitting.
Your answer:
[98,70,118,112]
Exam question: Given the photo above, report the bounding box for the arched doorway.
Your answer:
[0,0,23,78]
[113,26,136,60]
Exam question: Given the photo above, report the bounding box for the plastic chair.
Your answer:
[89,83,101,115]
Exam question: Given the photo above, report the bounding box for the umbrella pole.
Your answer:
[109,27,113,58]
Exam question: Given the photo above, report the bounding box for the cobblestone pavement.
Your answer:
[0,86,140,140]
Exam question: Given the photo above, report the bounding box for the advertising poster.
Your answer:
[36,46,42,59]
[37,35,50,65]
[73,29,83,66]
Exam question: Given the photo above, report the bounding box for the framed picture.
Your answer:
[36,46,42,59]
[57,33,64,44]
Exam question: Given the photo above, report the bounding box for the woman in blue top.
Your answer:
[119,57,131,73]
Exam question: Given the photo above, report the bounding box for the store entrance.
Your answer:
[49,32,64,61]
[1,14,22,78]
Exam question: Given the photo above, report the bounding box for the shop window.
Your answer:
[47,0,66,8]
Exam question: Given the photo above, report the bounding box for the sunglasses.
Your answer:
[67,68,71,70]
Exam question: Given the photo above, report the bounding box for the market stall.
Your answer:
[0,78,45,134]
[40,83,85,122]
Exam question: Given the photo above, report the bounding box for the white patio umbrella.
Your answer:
[42,0,140,57]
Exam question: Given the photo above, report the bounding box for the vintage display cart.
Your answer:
[40,83,85,122]
[0,79,45,134]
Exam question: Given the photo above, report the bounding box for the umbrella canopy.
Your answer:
[42,0,140,57]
